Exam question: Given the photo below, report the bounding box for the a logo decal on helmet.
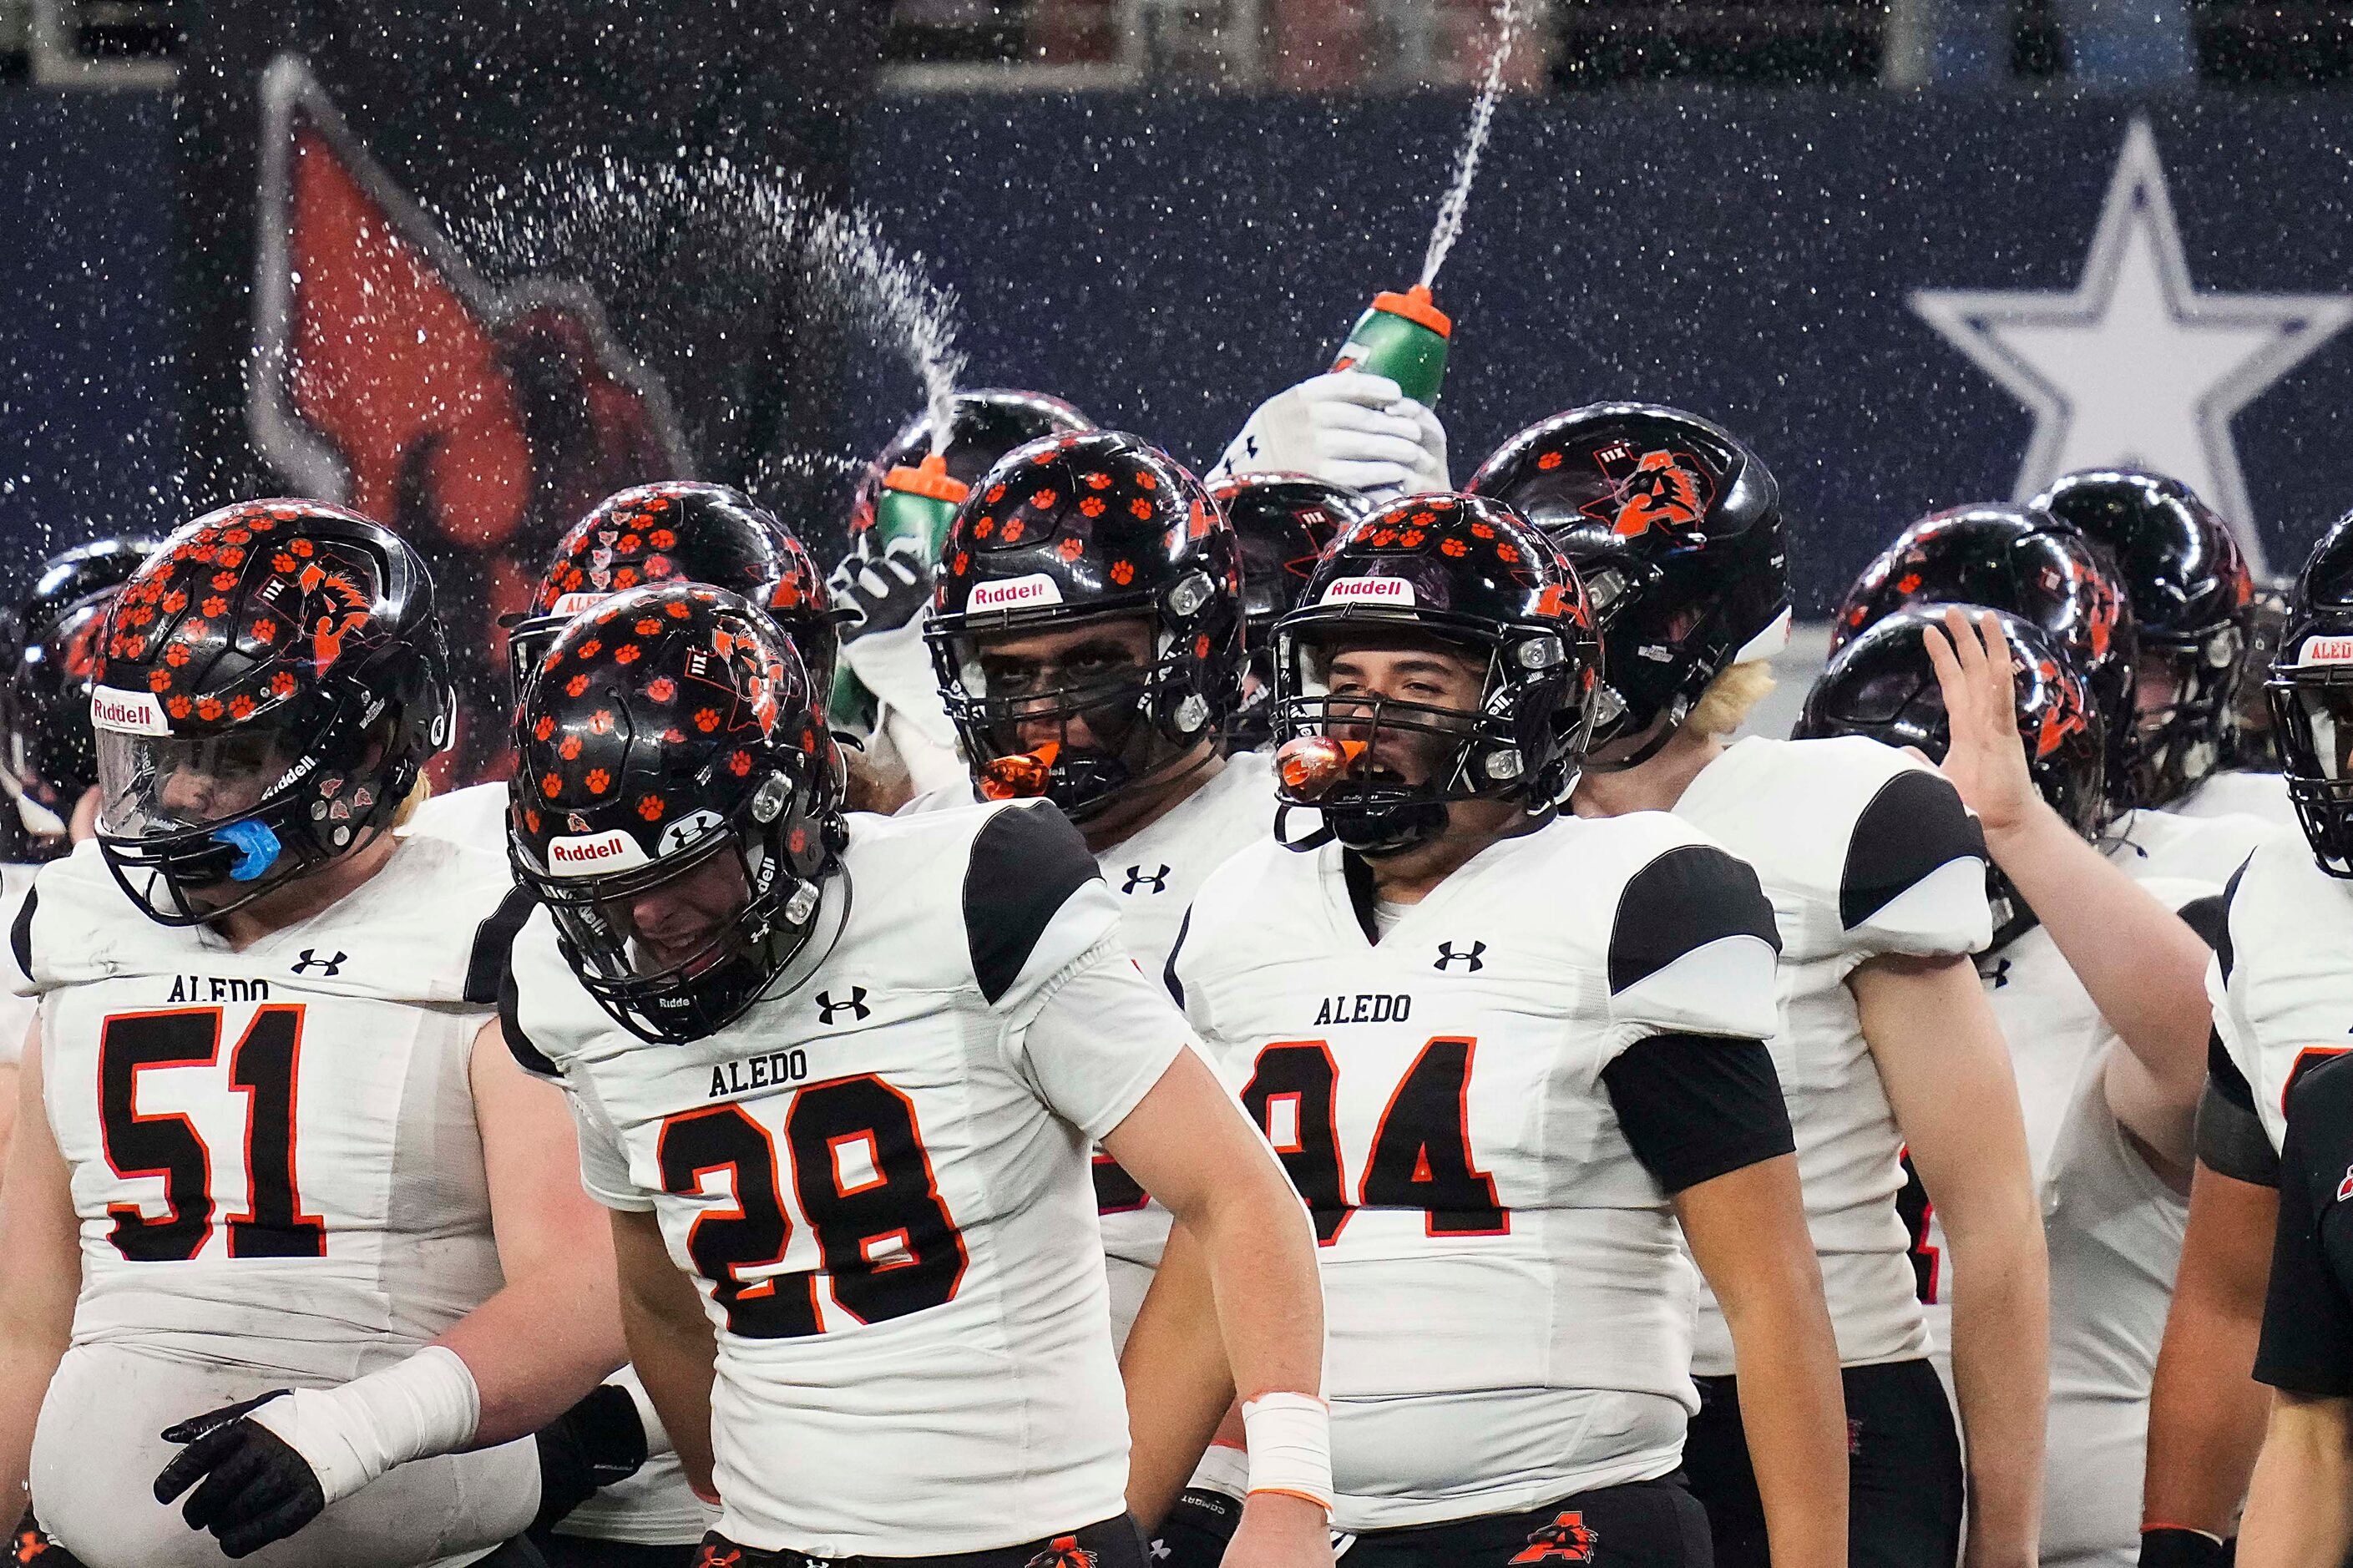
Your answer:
[1584,443,1718,539]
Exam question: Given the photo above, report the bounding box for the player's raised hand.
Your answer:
[1220,1490,1335,1568]
[1924,605,2039,840]
[154,1391,327,1559]
[1208,371,1446,501]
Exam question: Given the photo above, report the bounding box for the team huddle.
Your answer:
[0,362,2346,1568]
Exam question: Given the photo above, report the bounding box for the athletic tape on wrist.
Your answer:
[1240,1392,1333,1513]
[250,1345,482,1505]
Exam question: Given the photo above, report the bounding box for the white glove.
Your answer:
[840,607,960,755]
[1207,371,1450,501]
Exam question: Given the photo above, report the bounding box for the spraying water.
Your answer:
[1420,0,1528,291]
[801,207,967,459]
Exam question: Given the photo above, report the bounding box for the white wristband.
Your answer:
[250,1345,482,1505]
[1240,1392,1333,1514]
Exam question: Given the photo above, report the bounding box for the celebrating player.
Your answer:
[1471,409,2042,1568]
[501,582,1330,1568]
[1175,493,1847,1568]
[0,501,627,1565]
[1803,604,2230,1568]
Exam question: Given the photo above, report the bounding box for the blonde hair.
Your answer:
[392,770,433,830]
[1686,659,1776,738]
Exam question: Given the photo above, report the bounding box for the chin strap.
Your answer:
[1273,803,1335,853]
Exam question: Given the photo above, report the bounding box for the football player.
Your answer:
[1803,604,2229,1568]
[2136,512,2353,1568]
[412,480,840,852]
[1470,408,2041,1568]
[2033,468,2294,829]
[0,501,627,1565]
[1212,473,1369,754]
[828,389,1094,803]
[1833,503,2274,888]
[421,479,839,1565]
[1173,493,1846,1568]
[500,583,1331,1568]
[0,539,155,1176]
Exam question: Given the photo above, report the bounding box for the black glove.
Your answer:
[2139,1527,2230,1568]
[154,1391,327,1560]
[530,1382,650,1534]
[828,536,932,642]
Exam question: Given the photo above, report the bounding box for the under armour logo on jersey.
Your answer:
[1123,863,1171,895]
[1508,1510,1597,1565]
[816,988,870,1025]
[1433,940,1486,972]
[290,948,346,977]
[1025,1537,1098,1568]
[1983,958,2012,990]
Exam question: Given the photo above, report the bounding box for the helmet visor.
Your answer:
[2284,680,2353,783]
[95,723,299,842]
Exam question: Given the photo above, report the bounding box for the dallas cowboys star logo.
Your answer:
[1910,117,2353,571]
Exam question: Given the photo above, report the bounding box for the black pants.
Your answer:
[1683,1358,1963,1568]
[692,1515,1147,1568]
[11,1508,550,1566]
[542,1534,699,1568]
[1340,1479,1713,1568]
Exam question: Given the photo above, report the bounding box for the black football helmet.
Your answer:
[848,389,1095,549]
[1467,403,1789,761]
[1272,493,1602,857]
[92,501,453,925]
[2035,468,2254,807]
[1798,603,2105,947]
[1212,473,1372,753]
[2,536,159,856]
[2264,513,2353,876]
[1834,503,2138,808]
[507,483,835,702]
[2231,574,2293,770]
[927,430,1243,820]
[509,583,845,1043]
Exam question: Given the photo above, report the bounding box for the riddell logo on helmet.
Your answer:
[546,829,651,878]
[2300,635,2353,665]
[1323,577,1414,607]
[89,687,172,736]
[970,574,1064,612]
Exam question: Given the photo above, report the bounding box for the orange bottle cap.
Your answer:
[885,451,969,504]
[1371,285,1450,338]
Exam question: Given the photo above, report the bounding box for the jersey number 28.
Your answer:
[657,1075,969,1338]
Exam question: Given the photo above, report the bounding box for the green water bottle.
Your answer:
[827,452,969,731]
[1331,284,1453,407]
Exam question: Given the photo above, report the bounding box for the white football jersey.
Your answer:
[1171,812,1782,1530]
[18,835,540,1567]
[1673,736,1992,1373]
[403,780,510,857]
[0,860,40,1063]
[2105,803,2278,887]
[507,801,1194,1558]
[2171,768,2299,832]
[2209,828,2353,1155]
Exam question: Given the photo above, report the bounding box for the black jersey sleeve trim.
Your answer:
[2214,854,2253,984]
[2197,1077,2280,1187]
[2209,1028,2258,1113]
[2254,1056,2353,1393]
[1840,768,1986,931]
[10,883,35,983]
[465,883,535,1007]
[2176,892,2228,953]
[1607,843,1781,996]
[965,802,1103,1006]
[1601,1032,1795,1194]
[498,963,563,1081]
[1164,906,1193,1010]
